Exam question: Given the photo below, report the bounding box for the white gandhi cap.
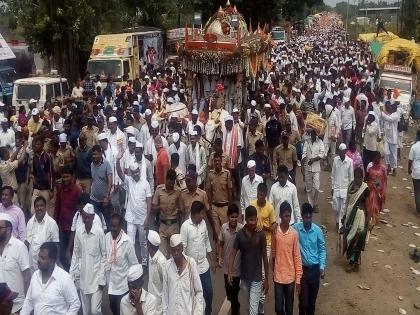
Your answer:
[0,213,12,224]
[339,143,347,151]
[247,160,256,168]
[97,133,107,141]
[83,203,95,215]
[147,230,161,246]
[127,264,143,282]
[59,133,67,143]
[170,234,183,247]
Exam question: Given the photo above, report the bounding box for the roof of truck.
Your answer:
[14,77,68,85]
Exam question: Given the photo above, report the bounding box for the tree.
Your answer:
[401,0,419,41]
[6,0,122,82]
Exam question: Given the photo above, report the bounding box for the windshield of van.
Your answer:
[380,78,411,93]
[17,84,41,100]
[0,69,16,86]
[87,60,122,79]
[272,30,285,41]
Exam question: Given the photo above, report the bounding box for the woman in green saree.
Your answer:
[341,167,370,272]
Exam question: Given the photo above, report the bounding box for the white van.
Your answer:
[12,76,70,110]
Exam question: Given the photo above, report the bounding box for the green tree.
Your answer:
[6,0,123,82]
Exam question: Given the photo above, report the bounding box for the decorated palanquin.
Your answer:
[178,0,270,112]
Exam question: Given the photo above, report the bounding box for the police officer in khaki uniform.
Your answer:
[181,165,218,240]
[206,152,232,236]
[246,117,264,156]
[152,169,182,258]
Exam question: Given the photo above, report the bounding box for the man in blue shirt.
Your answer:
[294,203,326,315]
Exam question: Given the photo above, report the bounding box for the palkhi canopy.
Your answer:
[179,0,270,78]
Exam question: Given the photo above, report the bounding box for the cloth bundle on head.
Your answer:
[147,230,161,246]
[127,264,143,282]
[172,132,180,143]
[83,203,95,215]
[170,234,182,247]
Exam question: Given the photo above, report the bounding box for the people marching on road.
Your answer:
[0,8,419,315]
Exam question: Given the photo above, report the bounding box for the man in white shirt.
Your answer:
[105,213,138,315]
[186,109,204,138]
[240,160,263,218]
[144,120,170,166]
[147,230,166,314]
[269,165,301,224]
[168,132,188,174]
[71,79,84,101]
[341,97,355,147]
[180,201,214,315]
[0,213,31,313]
[133,141,154,193]
[324,104,340,169]
[162,234,204,315]
[0,118,15,149]
[69,203,106,315]
[21,242,80,315]
[302,130,325,212]
[25,196,59,271]
[331,144,354,229]
[381,102,400,175]
[121,137,136,173]
[120,264,159,315]
[139,109,153,143]
[362,113,380,169]
[116,157,152,266]
[186,131,207,187]
[409,130,420,217]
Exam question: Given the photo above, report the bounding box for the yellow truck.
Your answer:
[87,27,163,84]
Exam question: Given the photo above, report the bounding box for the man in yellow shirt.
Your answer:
[250,182,276,314]
[27,108,43,135]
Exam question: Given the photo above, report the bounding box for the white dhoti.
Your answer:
[333,195,347,229]
[305,170,320,207]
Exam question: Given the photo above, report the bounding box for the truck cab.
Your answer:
[87,27,163,88]
[271,27,286,45]
[379,64,417,119]
[0,66,16,106]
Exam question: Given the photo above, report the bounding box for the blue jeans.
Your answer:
[199,269,213,315]
[241,280,262,315]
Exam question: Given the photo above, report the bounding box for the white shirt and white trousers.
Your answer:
[69,225,106,315]
[381,111,399,170]
[302,138,325,208]
[331,156,354,228]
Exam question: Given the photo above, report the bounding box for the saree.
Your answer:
[343,181,369,264]
[366,162,387,222]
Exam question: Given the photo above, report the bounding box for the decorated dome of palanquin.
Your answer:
[203,2,248,39]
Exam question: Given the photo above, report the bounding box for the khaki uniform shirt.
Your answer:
[246,131,264,155]
[273,144,297,171]
[207,168,232,204]
[181,188,209,218]
[81,126,99,148]
[152,184,182,220]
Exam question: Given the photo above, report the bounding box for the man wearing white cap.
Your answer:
[341,97,355,147]
[52,106,65,133]
[116,154,152,266]
[139,109,153,143]
[27,108,43,135]
[245,100,261,126]
[133,141,154,193]
[120,264,158,315]
[120,137,137,173]
[162,234,204,315]
[147,230,166,314]
[240,160,263,218]
[0,212,31,314]
[331,143,354,229]
[186,130,207,187]
[144,120,170,167]
[70,203,106,315]
[57,133,75,170]
[168,132,187,174]
[105,213,138,315]
[186,109,204,138]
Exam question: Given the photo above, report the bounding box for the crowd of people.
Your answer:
[0,11,419,315]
